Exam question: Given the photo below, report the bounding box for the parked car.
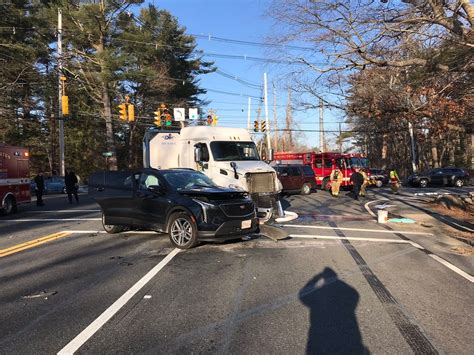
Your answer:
[88,169,258,249]
[369,169,389,187]
[273,164,317,195]
[30,176,66,194]
[30,175,87,194]
[407,167,470,188]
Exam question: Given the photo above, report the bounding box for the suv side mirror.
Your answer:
[194,146,202,162]
[148,185,165,194]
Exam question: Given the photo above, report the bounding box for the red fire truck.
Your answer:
[274,152,369,190]
[0,144,31,214]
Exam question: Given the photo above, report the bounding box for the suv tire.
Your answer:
[375,180,383,188]
[454,179,464,187]
[322,177,331,191]
[419,179,428,188]
[301,183,312,195]
[168,212,199,249]
[102,212,124,234]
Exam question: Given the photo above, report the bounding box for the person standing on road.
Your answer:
[350,168,364,201]
[329,166,343,197]
[360,169,369,197]
[389,168,400,194]
[65,169,79,204]
[34,171,45,206]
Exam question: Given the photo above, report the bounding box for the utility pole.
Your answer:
[339,123,342,153]
[272,82,278,151]
[285,89,293,149]
[58,8,65,176]
[408,121,417,172]
[319,98,324,153]
[263,73,271,152]
[247,97,251,130]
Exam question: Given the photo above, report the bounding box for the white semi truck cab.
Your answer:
[143,126,282,220]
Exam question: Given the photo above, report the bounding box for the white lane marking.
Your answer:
[364,199,389,218]
[0,218,101,222]
[290,234,473,283]
[289,234,412,244]
[282,224,433,236]
[68,230,161,235]
[24,210,101,213]
[58,248,180,354]
[429,254,474,283]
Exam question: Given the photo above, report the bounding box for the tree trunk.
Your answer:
[101,81,118,170]
[431,138,439,168]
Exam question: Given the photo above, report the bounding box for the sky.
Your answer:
[145,0,345,149]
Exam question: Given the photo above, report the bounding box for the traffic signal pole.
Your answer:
[263,73,271,151]
[247,97,251,130]
[58,8,65,176]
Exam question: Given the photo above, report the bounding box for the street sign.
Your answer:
[189,108,199,120]
[102,152,113,157]
[173,108,185,121]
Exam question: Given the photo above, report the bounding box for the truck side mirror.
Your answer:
[194,146,202,162]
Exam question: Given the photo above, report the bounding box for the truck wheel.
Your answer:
[301,183,312,195]
[1,196,16,215]
[419,179,428,188]
[168,212,199,249]
[321,177,331,191]
[101,212,124,234]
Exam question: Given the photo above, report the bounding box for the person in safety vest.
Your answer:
[360,169,369,197]
[330,166,343,197]
[389,168,400,194]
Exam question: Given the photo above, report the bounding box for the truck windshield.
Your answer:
[210,141,260,161]
[162,171,217,190]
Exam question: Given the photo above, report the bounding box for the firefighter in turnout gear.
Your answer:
[360,169,369,197]
[389,168,400,194]
[330,166,343,197]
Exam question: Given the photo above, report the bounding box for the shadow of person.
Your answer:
[299,267,369,354]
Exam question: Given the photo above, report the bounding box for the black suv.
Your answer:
[407,168,470,188]
[89,169,258,249]
[369,169,389,187]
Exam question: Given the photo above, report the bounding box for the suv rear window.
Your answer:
[302,165,315,177]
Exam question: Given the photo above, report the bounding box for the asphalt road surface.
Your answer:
[0,188,473,354]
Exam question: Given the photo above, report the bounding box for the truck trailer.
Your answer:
[143,126,282,220]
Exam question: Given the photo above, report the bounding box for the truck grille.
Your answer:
[246,172,276,193]
[220,202,255,217]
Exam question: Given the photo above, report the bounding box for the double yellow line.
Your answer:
[0,231,71,258]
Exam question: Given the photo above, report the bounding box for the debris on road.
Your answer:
[388,218,416,224]
[22,291,57,299]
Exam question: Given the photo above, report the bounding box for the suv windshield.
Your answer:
[162,171,217,190]
[210,141,259,161]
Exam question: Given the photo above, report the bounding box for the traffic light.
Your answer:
[253,120,259,132]
[261,121,266,132]
[127,104,135,122]
[61,95,69,116]
[164,110,172,126]
[118,104,127,121]
[207,115,213,125]
[154,108,162,127]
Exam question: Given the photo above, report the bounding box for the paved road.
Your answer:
[0,190,472,354]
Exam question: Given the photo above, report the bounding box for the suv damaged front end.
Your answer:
[178,188,259,241]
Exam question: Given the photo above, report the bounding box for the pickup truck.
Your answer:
[88,168,259,249]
